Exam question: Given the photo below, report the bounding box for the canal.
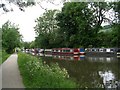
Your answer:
[38,54,120,88]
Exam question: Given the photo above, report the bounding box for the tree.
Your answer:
[2,21,22,53]
[56,2,117,48]
[112,1,120,47]
[56,2,98,48]
[34,10,61,48]
[23,42,31,49]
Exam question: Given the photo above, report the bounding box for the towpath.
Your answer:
[0,53,25,88]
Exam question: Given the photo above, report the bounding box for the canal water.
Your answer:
[38,54,120,88]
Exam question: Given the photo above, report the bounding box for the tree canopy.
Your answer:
[34,2,120,48]
[2,21,22,53]
[34,10,61,48]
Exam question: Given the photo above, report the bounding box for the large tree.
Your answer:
[2,21,22,53]
[56,2,116,48]
[56,2,96,48]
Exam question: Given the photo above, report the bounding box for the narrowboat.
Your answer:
[85,48,117,56]
[52,48,80,55]
[44,49,52,54]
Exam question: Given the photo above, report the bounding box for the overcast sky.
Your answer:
[0,0,63,42]
[0,0,115,42]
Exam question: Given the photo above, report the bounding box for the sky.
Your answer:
[0,0,63,42]
[0,0,115,42]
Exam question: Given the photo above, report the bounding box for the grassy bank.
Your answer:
[18,53,77,88]
[0,50,10,64]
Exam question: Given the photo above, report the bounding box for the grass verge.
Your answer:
[0,50,10,64]
[18,52,77,88]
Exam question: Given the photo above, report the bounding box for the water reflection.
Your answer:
[99,70,120,89]
[38,54,120,89]
[52,55,85,61]
[85,56,118,62]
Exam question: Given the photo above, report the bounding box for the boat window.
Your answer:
[63,50,66,52]
[92,49,95,51]
[110,49,114,52]
[66,50,70,52]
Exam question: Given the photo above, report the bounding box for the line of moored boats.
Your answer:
[23,48,120,56]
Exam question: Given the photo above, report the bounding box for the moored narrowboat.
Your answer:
[85,48,117,56]
[52,48,73,55]
[52,48,80,55]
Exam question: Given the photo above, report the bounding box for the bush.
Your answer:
[18,53,77,88]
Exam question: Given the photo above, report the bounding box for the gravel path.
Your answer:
[1,53,25,88]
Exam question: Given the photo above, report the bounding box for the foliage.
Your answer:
[56,2,97,47]
[23,42,31,49]
[34,2,119,48]
[111,24,120,47]
[112,2,120,47]
[2,21,22,53]
[56,2,119,48]
[34,10,61,48]
[23,41,35,49]
[18,53,77,88]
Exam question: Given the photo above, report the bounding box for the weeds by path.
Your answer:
[0,50,10,64]
[18,53,77,88]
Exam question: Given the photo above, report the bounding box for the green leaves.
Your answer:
[34,2,119,48]
[2,21,22,53]
[34,10,61,48]
[56,2,95,48]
